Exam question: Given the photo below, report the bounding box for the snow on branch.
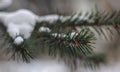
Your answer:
[0,9,39,44]
[0,9,119,45]
[38,13,94,24]
[0,9,95,45]
[0,9,99,63]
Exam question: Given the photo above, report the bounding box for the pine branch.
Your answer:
[36,30,95,58]
[29,28,96,68]
[36,11,120,40]
[37,11,120,26]
[1,10,118,66]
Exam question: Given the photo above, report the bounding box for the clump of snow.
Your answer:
[0,10,38,36]
[0,9,39,45]
[0,0,12,9]
[2,9,39,27]
[39,15,59,23]
[7,23,34,39]
[39,27,51,33]
[14,36,24,45]
[7,23,20,39]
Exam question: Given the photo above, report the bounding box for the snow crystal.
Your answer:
[14,36,24,45]
[39,27,51,33]
[0,0,12,9]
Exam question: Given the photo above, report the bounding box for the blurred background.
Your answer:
[2,0,120,14]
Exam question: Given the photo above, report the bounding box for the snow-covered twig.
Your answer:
[0,9,94,45]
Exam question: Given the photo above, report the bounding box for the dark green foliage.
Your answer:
[33,29,95,58]
[0,23,33,62]
[10,41,33,63]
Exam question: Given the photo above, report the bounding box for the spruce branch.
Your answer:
[28,28,96,68]
[36,11,120,40]
[1,10,119,65]
[37,11,120,26]
[37,30,95,58]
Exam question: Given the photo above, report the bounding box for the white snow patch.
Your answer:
[51,33,66,38]
[0,0,12,9]
[2,9,39,27]
[39,15,59,23]
[14,36,24,45]
[7,23,20,39]
[59,16,71,22]
[39,15,71,23]
[38,14,94,24]
[39,27,51,33]
[0,60,70,72]
[0,9,39,40]
[7,23,34,39]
